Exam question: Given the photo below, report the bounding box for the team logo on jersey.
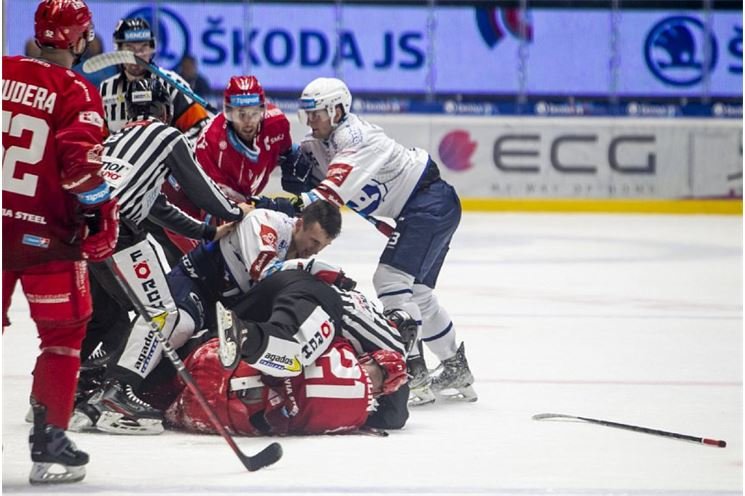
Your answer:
[644,16,718,87]
[326,163,353,187]
[259,224,278,249]
[124,6,190,70]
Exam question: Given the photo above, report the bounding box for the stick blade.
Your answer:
[532,413,573,421]
[242,442,283,472]
[82,51,137,73]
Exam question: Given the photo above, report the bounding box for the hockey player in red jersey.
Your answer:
[2,0,119,484]
[164,337,407,436]
[195,75,293,204]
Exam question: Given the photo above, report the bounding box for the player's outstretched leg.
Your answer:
[430,342,477,402]
[28,401,88,485]
[90,378,164,435]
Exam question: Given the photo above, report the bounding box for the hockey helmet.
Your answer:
[359,350,407,397]
[113,17,155,48]
[125,78,172,121]
[34,0,95,50]
[223,76,265,123]
[297,77,351,126]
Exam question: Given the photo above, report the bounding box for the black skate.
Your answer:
[28,405,88,484]
[216,301,241,370]
[430,342,478,402]
[407,351,436,407]
[93,379,164,435]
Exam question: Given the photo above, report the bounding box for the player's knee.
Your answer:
[37,320,87,354]
[373,264,415,309]
[412,285,438,315]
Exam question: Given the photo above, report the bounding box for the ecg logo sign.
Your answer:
[125,6,191,70]
[644,16,718,87]
[475,7,533,49]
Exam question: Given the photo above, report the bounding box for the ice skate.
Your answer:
[430,342,478,402]
[407,354,436,407]
[67,401,101,433]
[216,301,241,370]
[28,406,88,485]
[93,379,164,435]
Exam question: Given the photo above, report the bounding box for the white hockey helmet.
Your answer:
[297,77,352,127]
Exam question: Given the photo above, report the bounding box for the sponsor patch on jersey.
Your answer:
[21,234,50,249]
[259,224,278,249]
[131,90,153,103]
[326,163,353,187]
[258,352,302,373]
[87,144,103,164]
[79,111,104,127]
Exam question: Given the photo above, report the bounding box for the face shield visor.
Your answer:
[224,94,264,123]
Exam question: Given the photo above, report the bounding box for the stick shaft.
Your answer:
[534,413,726,448]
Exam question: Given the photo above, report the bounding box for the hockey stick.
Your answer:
[533,413,726,448]
[355,210,395,237]
[82,51,217,112]
[103,257,283,471]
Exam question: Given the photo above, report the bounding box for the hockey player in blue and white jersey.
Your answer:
[283,77,477,406]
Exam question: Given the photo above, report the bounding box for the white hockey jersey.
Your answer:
[219,208,296,292]
[300,113,429,219]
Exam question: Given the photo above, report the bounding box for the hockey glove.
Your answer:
[303,258,357,290]
[82,199,120,262]
[250,196,302,217]
[279,144,315,195]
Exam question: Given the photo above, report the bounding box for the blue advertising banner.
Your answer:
[6,1,742,98]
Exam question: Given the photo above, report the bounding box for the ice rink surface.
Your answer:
[2,211,742,495]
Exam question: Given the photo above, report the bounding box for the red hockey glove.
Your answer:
[82,199,120,262]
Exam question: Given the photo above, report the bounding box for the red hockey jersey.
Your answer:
[194,104,291,202]
[2,56,107,270]
[165,338,374,436]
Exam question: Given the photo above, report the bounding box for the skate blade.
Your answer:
[408,387,436,407]
[24,406,33,424]
[434,384,478,403]
[68,409,96,433]
[216,302,239,370]
[29,462,86,484]
[96,411,164,435]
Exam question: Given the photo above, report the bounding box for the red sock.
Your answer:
[31,351,81,429]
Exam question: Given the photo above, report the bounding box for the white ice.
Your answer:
[3,212,742,495]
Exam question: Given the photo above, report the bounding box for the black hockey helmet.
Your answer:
[125,78,172,121]
[113,17,155,48]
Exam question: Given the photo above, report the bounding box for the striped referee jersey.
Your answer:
[99,69,210,140]
[336,288,407,356]
[102,118,242,226]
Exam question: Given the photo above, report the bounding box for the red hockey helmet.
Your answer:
[359,350,407,397]
[34,0,95,50]
[224,76,265,110]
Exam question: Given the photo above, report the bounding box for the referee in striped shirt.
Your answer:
[80,77,250,375]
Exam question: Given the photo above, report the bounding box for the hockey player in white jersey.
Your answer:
[286,77,477,406]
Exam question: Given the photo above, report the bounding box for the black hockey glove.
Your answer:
[250,195,302,217]
[279,144,315,195]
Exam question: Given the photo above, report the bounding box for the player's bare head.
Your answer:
[224,76,266,144]
[125,78,172,123]
[298,78,352,140]
[359,350,407,397]
[114,17,155,79]
[290,201,341,258]
[34,0,95,66]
